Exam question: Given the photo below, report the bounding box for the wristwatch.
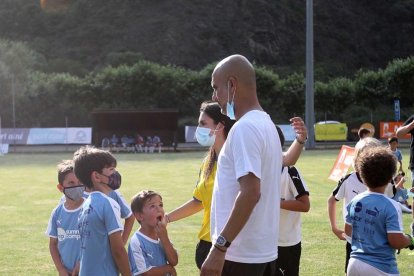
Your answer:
[216,235,231,248]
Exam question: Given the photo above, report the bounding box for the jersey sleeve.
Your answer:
[104,198,124,235]
[385,200,404,233]
[345,201,352,225]
[230,123,262,180]
[128,235,152,275]
[113,190,133,219]
[45,206,58,238]
[333,175,349,201]
[287,166,309,198]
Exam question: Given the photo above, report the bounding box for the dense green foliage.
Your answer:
[1,40,413,135]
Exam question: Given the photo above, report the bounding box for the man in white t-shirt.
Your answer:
[200,55,282,276]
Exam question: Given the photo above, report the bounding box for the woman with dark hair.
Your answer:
[166,101,234,270]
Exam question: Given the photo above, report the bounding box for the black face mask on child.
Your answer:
[100,171,122,190]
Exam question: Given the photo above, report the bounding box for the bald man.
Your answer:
[201,55,282,276]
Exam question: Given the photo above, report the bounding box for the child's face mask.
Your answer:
[64,185,85,201]
[100,171,122,190]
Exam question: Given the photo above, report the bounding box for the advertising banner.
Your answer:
[0,128,91,145]
[379,122,410,139]
[328,145,355,182]
[314,123,347,141]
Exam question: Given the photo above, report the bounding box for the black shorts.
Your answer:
[275,242,301,276]
[222,259,277,276]
[345,242,351,273]
[195,240,212,269]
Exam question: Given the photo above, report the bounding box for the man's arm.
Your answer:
[327,195,345,240]
[109,231,132,276]
[201,173,261,276]
[396,120,414,138]
[49,238,70,276]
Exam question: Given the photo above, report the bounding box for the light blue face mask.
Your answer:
[195,126,216,146]
[226,81,236,120]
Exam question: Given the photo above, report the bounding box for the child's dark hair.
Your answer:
[57,159,74,185]
[131,190,162,215]
[358,128,370,139]
[200,101,235,180]
[356,146,397,189]
[73,146,117,189]
[388,136,398,144]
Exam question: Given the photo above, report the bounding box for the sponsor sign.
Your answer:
[0,128,91,145]
[379,122,410,139]
[328,145,355,182]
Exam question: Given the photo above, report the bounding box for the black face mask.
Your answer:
[106,171,122,190]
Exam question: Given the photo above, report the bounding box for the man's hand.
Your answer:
[200,247,226,276]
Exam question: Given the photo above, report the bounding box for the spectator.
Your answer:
[388,136,404,174]
[358,128,371,140]
[121,135,129,151]
[153,135,163,153]
[145,136,154,153]
[135,134,144,153]
[101,137,110,150]
[110,134,120,152]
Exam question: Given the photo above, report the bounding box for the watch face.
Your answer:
[217,236,226,246]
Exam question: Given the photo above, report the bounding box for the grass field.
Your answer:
[0,149,413,275]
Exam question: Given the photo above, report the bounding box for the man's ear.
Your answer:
[57,183,64,192]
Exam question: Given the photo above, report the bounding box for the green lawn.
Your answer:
[0,149,413,275]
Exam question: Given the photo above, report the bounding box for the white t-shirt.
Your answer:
[333,172,366,222]
[210,110,282,263]
[279,166,309,247]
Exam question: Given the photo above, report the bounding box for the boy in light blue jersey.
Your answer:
[345,146,414,275]
[128,190,178,276]
[46,160,85,275]
[74,146,131,276]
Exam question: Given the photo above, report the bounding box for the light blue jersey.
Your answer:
[108,190,133,219]
[128,231,169,275]
[78,191,123,276]
[346,191,403,274]
[46,203,83,273]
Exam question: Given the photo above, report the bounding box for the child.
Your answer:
[388,136,404,174]
[345,146,414,275]
[327,137,382,274]
[275,126,310,276]
[73,146,131,276]
[46,160,84,275]
[392,172,412,213]
[59,169,134,245]
[128,190,178,276]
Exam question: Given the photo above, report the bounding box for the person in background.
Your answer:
[396,115,414,236]
[345,146,414,275]
[388,136,404,174]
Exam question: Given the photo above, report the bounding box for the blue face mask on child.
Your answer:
[226,81,236,120]
[195,126,216,147]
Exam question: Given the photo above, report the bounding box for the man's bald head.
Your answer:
[212,55,256,88]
